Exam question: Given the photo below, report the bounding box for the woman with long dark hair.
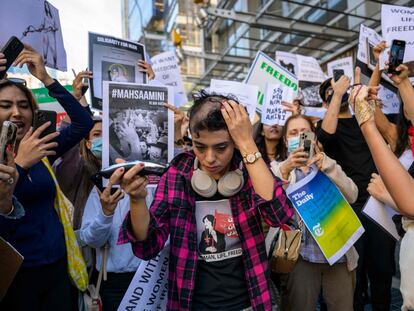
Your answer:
[0,45,93,311]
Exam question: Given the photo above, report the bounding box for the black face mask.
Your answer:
[327,92,349,109]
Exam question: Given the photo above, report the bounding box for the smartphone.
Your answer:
[0,36,24,79]
[299,132,315,159]
[388,40,406,74]
[0,121,18,164]
[32,110,57,138]
[333,69,345,82]
[81,77,89,96]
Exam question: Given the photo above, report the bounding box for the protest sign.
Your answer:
[261,83,294,126]
[89,32,147,110]
[102,82,173,184]
[381,4,414,83]
[0,0,67,71]
[327,56,354,85]
[245,51,298,113]
[210,79,258,122]
[151,51,187,108]
[275,52,324,109]
[356,24,400,115]
[275,51,298,76]
[286,169,364,265]
[118,243,169,311]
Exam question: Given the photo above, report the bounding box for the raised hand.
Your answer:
[14,122,59,169]
[280,147,309,179]
[98,168,125,216]
[373,41,387,62]
[386,64,409,86]
[13,44,54,86]
[72,70,93,101]
[138,60,155,80]
[164,103,189,143]
[349,67,379,126]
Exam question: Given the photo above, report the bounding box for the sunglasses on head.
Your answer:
[0,77,27,86]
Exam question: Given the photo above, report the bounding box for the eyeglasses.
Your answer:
[0,77,27,86]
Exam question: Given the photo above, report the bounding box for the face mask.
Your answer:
[287,136,300,153]
[90,137,102,159]
[327,92,349,109]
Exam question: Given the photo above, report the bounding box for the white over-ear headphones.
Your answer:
[191,158,245,198]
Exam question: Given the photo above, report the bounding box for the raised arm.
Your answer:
[321,76,350,134]
[13,45,93,163]
[368,41,398,149]
[352,68,414,217]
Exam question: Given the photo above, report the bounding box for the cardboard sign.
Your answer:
[245,51,298,113]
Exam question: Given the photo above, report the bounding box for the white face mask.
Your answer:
[287,136,300,153]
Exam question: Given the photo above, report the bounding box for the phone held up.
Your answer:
[388,39,406,75]
[32,110,57,139]
[0,36,24,79]
[0,121,18,164]
[299,132,315,159]
[333,69,345,82]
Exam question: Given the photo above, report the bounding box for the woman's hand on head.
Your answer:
[14,122,59,169]
[220,100,254,151]
[13,44,54,86]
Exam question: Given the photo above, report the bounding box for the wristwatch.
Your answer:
[243,151,262,164]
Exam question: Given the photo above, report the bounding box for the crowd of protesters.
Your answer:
[0,19,413,311]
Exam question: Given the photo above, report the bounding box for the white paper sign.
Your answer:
[261,83,294,126]
[151,51,188,108]
[0,0,67,71]
[117,243,169,311]
[327,57,354,85]
[357,24,383,65]
[296,55,326,83]
[210,79,258,122]
[378,86,400,114]
[381,5,414,83]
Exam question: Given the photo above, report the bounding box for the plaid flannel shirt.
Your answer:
[118,151,293,311]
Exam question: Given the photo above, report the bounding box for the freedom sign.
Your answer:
[245,51,298,113]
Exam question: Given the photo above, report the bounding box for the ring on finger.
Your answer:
[7,177,14,184]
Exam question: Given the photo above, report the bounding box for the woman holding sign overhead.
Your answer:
[271,114,359,311]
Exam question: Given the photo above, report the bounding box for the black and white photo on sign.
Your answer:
[275,51,299,76]
[209,79,258,121]
[261,82,295,126]
[151,51,188,108]
[0,0,67,71]
[89,32,147,110]
[102,82,174,175]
